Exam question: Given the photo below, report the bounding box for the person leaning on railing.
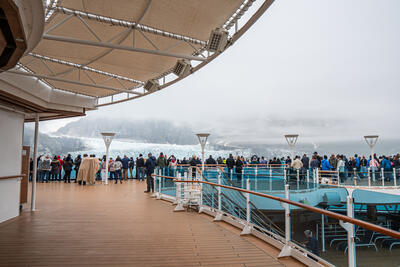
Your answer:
[337,155,346,183]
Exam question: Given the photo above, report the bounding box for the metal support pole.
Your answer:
[296,169,300,190]
[241,178,252,235]
[105,146,109,185]
[306,169,310,189]
[201,148,205,173]
[214,172,222,221]
[368,168,371,187]
[31,114,39,211]
[183,172,188,199]
[284,169,287,184]
[339,194,356,267]
[278,184,291,257]
[284,184,290,242]
[322,214,325,252]
[381,169,385,187]
[269,169,272,191]
[394,168,397,187]
[157,174,162,199]
[353,169,357,186]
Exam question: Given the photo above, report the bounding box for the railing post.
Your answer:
[198,168,205,214]
[353,168,357,186]
[157,171,162,200]
[296,169,300,190]
[241,178,252,235]
[255,167,258,191]
[214,171,223,221]
[151,170,160,198]
[174,173,184,211]
[269,167,272,191]
[339,193,356,267]
[306,169,310,189]
[284,168,287,185]
[278,184,291,257]
[368,168,371,187]
[183,172,188,199]
[381,169,385,187]
[230,169,233,180]
[322,214,325,252]
[394,168,397,187]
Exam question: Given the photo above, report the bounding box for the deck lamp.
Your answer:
[284,134,299,161]
[101,132,115,185]
[196,133,210,172]
[364,135,379,168]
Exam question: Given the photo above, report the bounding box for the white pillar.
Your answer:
[394,169,397,187]
[241,178,252,235]
[31,114,39,211]
[381,169,385,187]
[102,133,115,185]
[284,168,287,184]
[105,146,109,185]
[214,172,222,221]
[339,194,356,267]
[368,168,371,187]
[278,184,291,257]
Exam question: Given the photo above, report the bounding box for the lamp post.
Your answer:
[284,134,299,161]
[101,132,115,185]
[196,133,210,172]
[364,135,378,181]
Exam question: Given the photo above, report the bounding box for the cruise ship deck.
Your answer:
[0,181,303,267]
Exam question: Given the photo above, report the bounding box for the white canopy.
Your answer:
[17,0,245,99]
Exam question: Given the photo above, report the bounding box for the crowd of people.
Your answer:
[30,151,400,191]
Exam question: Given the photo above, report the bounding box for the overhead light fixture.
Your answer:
[144,79,159,92]
[207,28,229,53]
[173,59,192,77]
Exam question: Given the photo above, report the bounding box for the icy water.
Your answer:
[67,136,251,159]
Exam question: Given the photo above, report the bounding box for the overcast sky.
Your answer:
[41,0,400,144]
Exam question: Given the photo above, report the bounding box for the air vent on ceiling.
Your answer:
[207,28,229,53]
[173,59,191,77]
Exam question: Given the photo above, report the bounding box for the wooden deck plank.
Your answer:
[0,181,301,267]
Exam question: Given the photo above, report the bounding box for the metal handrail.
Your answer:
[153,173,400,240]
[215,167,284,236]
[0,174,26,180]
[169,178,400,240]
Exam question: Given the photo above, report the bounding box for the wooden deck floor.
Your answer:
[0,180,303,267]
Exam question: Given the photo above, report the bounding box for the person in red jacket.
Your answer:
[57,155,63,181]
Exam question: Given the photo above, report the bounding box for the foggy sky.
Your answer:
[40,0,400,145]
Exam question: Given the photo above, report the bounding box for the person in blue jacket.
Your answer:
[321,155,333,171]
[381,156,392,181]
[121,155,130,181]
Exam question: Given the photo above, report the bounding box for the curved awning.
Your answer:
[12,0,274,107]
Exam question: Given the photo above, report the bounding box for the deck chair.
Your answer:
[344,230,378,253]
[381,239,400,251]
